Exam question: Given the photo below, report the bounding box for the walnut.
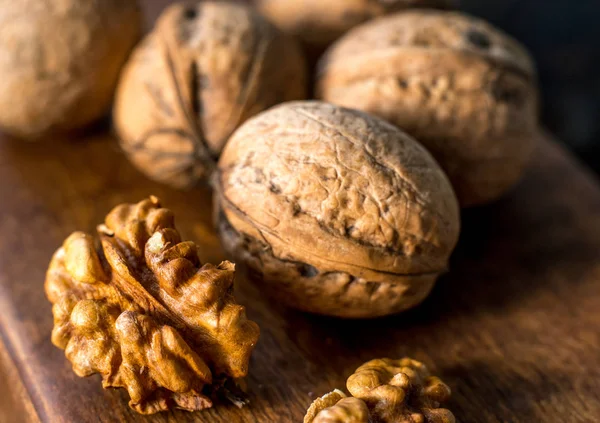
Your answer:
[305,390,370,423]
[256,0,454,51]
[317,10,539,206]
[305,358,455,423]
[348,358,455,422]
[0,0,141,139]
[45,197,260,414]
[114,2,307,189]
[215,101,460,318]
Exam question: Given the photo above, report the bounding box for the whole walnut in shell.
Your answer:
[0,0,141,139]
[305,358,455,423]
[215,101,460,318]
[45,197,260,414]
[317,10,539,206]
[114,2,307,189]
[256,0,454,51]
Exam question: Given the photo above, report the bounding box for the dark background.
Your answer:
[460,0,600,172]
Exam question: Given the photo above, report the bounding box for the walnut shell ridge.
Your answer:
[317,10,539,206]
[0,0,141,139]
[257,0,454,50]
[45,197,260,414]
[114,1,307,189]
[216,101,460,318]
[305,358,455,423]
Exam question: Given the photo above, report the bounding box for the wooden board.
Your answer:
[1,2,600,422]
[2,130,600,423]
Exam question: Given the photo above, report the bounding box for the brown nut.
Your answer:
[305,358,455,423]
[347,358,455,422]
[0,0,141,139]
[215,101,460,318]
[114,2,307,189]
[305,390,370,423]
[45,197,260,414]
[317,10,539,206]
[256,0,454,51]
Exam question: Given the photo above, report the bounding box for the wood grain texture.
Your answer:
[0,1,599,422]
[1,130,600,423]
[0,337,39,423]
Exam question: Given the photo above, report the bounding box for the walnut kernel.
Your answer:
[45,197,260,414]
[305,358,455,423]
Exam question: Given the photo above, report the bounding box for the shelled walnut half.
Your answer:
[45,197,260,414]
[305,358,455,423]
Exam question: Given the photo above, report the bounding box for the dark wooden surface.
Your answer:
[2,130,600,423]
[1,1,600,423]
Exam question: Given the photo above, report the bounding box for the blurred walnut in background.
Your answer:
[114,1,307,189]
[256,0,454,51]
[318,10,539,206]
[0,0,141,139]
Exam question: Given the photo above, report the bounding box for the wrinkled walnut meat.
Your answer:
[257,0,454,51]
[114,2,306,189]
[216,101,460,318]
[305,390,370,423]
[45,197,260,414]
[317,10,539,206]
[305,358,455,423]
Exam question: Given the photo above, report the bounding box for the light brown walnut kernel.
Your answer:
[45,197,260,414]
[305,390,350,423]
[317,10,539,206]
[215,101,460,318]
[347,358,455,423]
[257,0,454,50]
[0,0,141,139]
[114,2,307,189]
[305,390,370,423]
[305,358,455,423]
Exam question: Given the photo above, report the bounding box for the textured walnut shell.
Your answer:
[256,0,454,51]
[45,197,260,414]
[0,0,141,139]
[317,10,539,206]
[305,358,455,423]
[114,2,307,189]
[215,101,460,318]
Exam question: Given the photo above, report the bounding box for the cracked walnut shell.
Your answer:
[0,0,141,139]
[114,1,307,189]
[305,358,455,423]
[215,101,460,318]
[317,10,539,206]
[256,0,454,51]
[45,197,260,414]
